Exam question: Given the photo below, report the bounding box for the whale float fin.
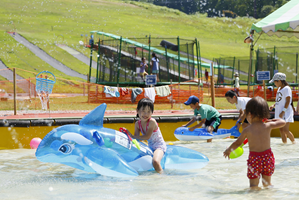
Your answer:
[79,103,107,128]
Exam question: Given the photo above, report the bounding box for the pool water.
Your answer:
[0,138,298,200]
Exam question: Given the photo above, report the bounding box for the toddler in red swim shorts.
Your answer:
[223,97,286,190]
[247,148,275,179]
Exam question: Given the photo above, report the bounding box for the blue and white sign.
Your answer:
[145,75,157,85]
[256,71,270,81]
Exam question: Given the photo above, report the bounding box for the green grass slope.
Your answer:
[0,0,297,81]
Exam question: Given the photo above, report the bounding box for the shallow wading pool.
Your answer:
[0,115,299,199]
[0,138,298,199]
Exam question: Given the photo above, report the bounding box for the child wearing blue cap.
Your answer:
[183,95,222,142]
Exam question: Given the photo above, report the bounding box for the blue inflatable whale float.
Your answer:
[174,125,241,141]
[36,103,209,177]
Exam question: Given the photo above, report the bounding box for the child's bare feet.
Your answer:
[249,186,262,191]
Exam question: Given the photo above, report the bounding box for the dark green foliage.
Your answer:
[261,5,274,18]
[139,0,290,18]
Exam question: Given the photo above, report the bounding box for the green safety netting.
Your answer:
[251,0,299,38]
[90,31,231,69]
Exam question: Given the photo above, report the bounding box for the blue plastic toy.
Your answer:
[174,125,241,141]
[36,103,209,177]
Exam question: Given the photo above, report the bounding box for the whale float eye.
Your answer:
[59,143,74,154]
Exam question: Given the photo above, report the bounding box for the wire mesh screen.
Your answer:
[215,58,234,85]
[257,47,299,83]
[89,32,200,85]
[215,56,257,86]
[215,46,299,86]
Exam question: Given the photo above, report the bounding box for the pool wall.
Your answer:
[1,115,299,149]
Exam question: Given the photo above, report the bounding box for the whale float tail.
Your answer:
[229,125,241,137]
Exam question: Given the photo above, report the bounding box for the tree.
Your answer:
[261,5,274,18]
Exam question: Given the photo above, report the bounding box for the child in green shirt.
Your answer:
[183,96,222,142]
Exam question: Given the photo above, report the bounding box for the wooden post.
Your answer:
[13,68,17,115]
[210,63,215,107]
[46,75,50,110]
[178,83,180,103]
[263,80,266,100]
[87,74,90,103]
[96,85,98,103]
[83,83,85,96]
[88,83,90,104]
[29,78,31,99]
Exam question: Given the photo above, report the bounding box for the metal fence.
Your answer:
[256,46,299,84]
[0,68,204,113]
[87,32,202,85]
[214,46,299,86]
[214,57,254,86]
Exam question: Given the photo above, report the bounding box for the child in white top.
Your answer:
[225,90,251,130]
[124,98,166,173]
[269,72,296,144]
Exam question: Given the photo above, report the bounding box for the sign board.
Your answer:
[145,75,157,85]
[256,71,270,81]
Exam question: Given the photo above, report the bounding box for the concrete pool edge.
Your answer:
[0,114,241,127]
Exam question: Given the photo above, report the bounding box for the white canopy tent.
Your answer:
[245,0,299,96]
[251,0,299,38]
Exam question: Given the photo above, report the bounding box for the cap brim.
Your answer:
[184,101,190,105]
[269,79,274,83]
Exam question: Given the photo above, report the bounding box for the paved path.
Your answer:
[0,59,24,80]
[0,59,35,94]
[8,33,88,80]
[56,44,98,68]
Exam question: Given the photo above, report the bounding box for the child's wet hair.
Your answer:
[225,90,237,98]
[245,96,270,119]
[136,98,154,117]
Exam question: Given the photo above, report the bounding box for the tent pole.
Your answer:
[210,63,215,107]
[296,52,298,84]
[88,48,93,83]
[247,43,254,97]
[232,57,235,85]
[195,38,199,80]
[247,30,255,97]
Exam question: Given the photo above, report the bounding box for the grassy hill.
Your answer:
[0,0,298,81]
